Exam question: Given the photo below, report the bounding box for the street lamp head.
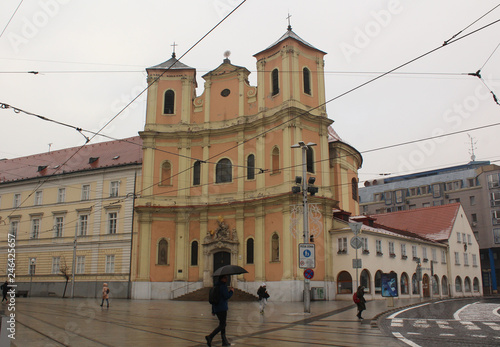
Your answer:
[298,141,306,146]
[306,142,317,147]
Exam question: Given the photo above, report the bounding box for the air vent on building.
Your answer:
[37,165,48,172]
[89,157,99,164]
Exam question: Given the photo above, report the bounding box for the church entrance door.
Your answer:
[213,251,231,284]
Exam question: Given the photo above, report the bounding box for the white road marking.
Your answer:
[471,335,487,338]
[436,320,452,329]
[460,321,480,330]
[413,319,430,328]
[407,332,421,335]
[391,318,404,327]
[393,332,422,347]
[439,333,455,336]
[388,303,431,319]
[484,322,500,330]
[453,302,478,321]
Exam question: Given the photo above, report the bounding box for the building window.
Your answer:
[470,196,476,206]
[376,240,383,255]
[472,213,478,224]
[34,191,43,205]
[442,276,449,295]
[161,161,172,186]
[455,276,462,292]
[306,147,314,173]
[78,215,88,236]
[468,178,476,187]
[352,178,358,201]
[361,237,369,254]
[57,188,66,203]
[389,242,395,257]
[28,258,36,275]
[401,243,407,258]
[247,154,255,180]
[52,257,60,274]
[271,69,279,96]
[432,184,441,198]
[246,238,254,264]
[54,216,64,238]
[433,200,443,206]
[375,270,382,294]
[271,233,280,262]
[464,253,469,266]
[105,255,115,273]
[422,202,430,208]
[473,277,480,292]
[395,190,403,204]
[163,90,175,114]
[384,191,392,204]
[467,234,472,245]
[13,193,21,208]
[454,252,460,265]
[412,273,419,294]
[110,181,120,197]
[158,239,168,265]
[81,184,90,201]
[338,237,347,254]
[108,212,118,234]
[457,232,461,243]
[488,173,500,188]
[76,256,85,274]
[422,247,428,261]
[9,220,19,237]
[31,218,40,239]
[337,271,353,294]
[412,245,418,260]
[271,147,280,174]
[216,158,232,183]
[191,241,198,266]
[401,273,409,294]
[360,269,370,291]
[193,160,201,186]
[441,250,447,264]
[303,67,311,95]
[420,186,429,195]
[432,248,437,262]
[472,254,477,267]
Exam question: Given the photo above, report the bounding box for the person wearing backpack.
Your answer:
[257,283,270,314]
[205,275,233,346]
[354,285,366,320]
[100,283,110,308]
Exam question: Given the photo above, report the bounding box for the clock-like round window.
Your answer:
[221,89,231,97]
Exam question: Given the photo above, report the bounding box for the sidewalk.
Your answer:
[7,297,423,346]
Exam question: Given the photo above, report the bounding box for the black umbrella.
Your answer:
[212,265,248,277]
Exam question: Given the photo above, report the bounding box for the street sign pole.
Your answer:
[349,222,362,290]
[301,146,311,314]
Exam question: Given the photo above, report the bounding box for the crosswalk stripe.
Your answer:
[393,332,422,347]
[439,333,455,336]
[413,320,430,328]
[483,322,500,330]
[460,321,480,330]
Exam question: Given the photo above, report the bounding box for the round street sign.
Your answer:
[350,236,363,249]
[304,268,314,279]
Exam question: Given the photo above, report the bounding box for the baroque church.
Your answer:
[132,25,362,301]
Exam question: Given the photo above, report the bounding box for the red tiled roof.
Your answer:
[0,137,142,183]
[368,203,461,242]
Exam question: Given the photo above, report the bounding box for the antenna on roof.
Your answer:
[48,143,52,153]
[467,134,477,162]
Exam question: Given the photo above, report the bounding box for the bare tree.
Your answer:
[59,257,71,298]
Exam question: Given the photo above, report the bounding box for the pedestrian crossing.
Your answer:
[389,318,500,335]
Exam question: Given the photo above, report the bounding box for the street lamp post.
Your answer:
[29,258,35,297]
[291,141,316,313]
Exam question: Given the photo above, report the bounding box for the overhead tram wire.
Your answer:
[1,0,248,220]
[0,0,24,39]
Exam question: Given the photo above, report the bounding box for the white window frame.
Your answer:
[361,237,369,253]
[376,240,383,255]
[472,254,477,267]
[467,234,472,245]
[57,188,66,203]
[31,218,40,239]
[9,220,19,237]
[110,181,120,197]
[337,237,347,253]
[412,245,418,259]
[34,191,43,205]
[401,243,407,257]
[457,232,461,243]
[81,184,90,201]
[494,229,500,244]
[52,257,60,274]
[76,256,85,274]
[454,252,460,265]
[108,212,118,234]
[389,241,395,255]
[13,193,21,208]
[78,214,88,236]
[441,250,447,264]
[422,247,428,261]
[54,216,64,238]
[464,253,469,266]
[432,248,437,262]
[105,255,115,273]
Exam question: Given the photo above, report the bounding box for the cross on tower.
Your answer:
[171,42,178,58]
[286,13,292,31]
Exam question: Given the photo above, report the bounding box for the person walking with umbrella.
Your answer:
[206,275,233,347]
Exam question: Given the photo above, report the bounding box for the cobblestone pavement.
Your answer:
[4,297,425,346]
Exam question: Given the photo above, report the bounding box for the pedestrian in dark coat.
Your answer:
[257,283,270,314]
[206,275,233,347]
[1,281,8,303]
[355,285,366,319]
[100,283,110,308]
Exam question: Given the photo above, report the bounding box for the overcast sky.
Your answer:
[1,0,499,184]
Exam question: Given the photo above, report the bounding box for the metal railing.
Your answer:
[170,281,203,300]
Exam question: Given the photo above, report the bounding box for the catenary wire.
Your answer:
[0,0,24,39]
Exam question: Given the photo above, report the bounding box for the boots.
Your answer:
[221,333,230,346]
[205,335,212,347]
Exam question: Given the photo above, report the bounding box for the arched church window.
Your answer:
[216,158,232,183]
[193,160,201,186]
[271,69,279,96]
[191,241,198,266]
[272,147,280,174]
[303,67,311,95]
[246,238,254,264]
[161,161,172,186]
[306,147,314,173]
[271,233,280,262]
[158,239,168,265]
[352,178,358,201]
[247,154,255,180]
[164,90,175,114]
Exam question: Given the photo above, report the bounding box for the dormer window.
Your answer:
[303,67,311,95]
[164,90,175,114]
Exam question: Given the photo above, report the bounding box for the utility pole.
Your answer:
[71,222,77,298]
[291,141,317,313]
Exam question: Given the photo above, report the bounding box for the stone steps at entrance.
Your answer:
[173,287,258,301]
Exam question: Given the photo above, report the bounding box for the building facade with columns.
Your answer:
[132,26,363,301]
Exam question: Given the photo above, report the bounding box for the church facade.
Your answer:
[131,26,362,301]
